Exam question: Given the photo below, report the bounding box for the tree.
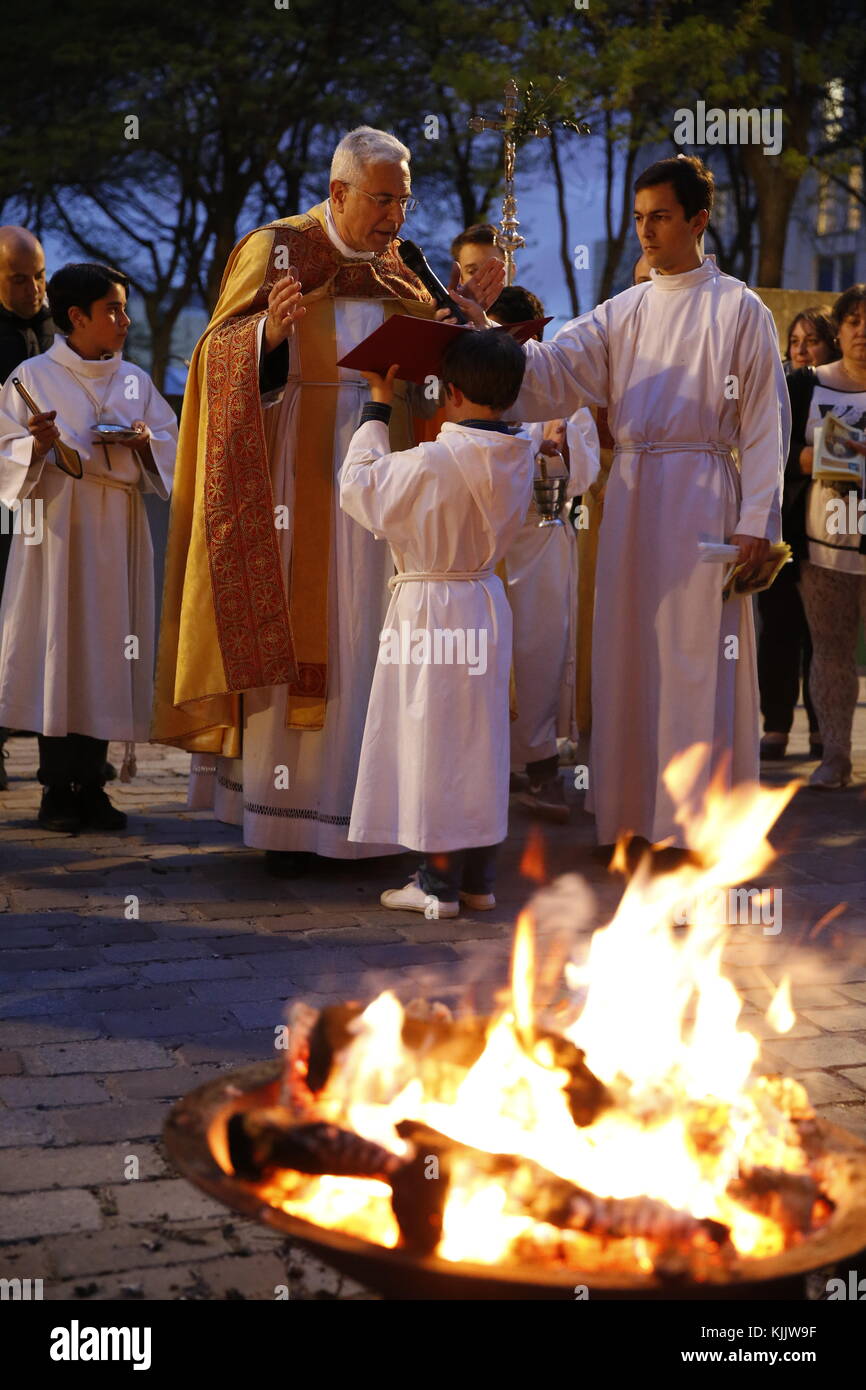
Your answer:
[0,0,357,386]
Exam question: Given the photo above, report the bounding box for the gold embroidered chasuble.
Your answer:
[151,202,434,754]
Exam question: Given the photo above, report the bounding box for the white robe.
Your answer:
[189,209,410,855]
[0,338,176,741]
[340,420,535,852]
[511,260,789,846]
[506,411,599,767]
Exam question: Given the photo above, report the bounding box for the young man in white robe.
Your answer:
[506,156,789,851]
[0,262,177,832]
[340,330,534,916]
[490,286,600,822]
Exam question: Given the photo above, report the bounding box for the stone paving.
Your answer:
[0,691,864,1301]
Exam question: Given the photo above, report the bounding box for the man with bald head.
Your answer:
[0,227,53,379]
[0,226,55,788]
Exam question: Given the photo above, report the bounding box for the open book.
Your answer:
[813,413,865,487]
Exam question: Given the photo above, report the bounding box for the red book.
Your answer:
[336,314,551,385]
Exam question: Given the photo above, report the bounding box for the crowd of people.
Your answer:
[0,126,862,914]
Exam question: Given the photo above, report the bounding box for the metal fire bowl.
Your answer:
[164,1060,866,1301]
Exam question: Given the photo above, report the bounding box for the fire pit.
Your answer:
[165,753,866,1299]
[165,1059,866,1301]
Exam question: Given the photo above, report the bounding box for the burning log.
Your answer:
[303,1003,610,1128]
[395,1121,730,1257]
[227,1109,403,1184]
[227,1103,727,1264]
[304,1003,488,1093]
[727,1166,833,1238]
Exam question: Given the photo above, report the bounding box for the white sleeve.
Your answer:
[508,303,611,424]
[339,419,426,540]
[138,376,178,500]
[565,407,600,498]
[0,368,49,506]
[732,297,790,541]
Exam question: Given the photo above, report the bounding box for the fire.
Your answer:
[519,826,547,883]
[253,748,835,1276]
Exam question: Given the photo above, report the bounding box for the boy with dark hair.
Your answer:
[0,261,177,832]
[339,329,534,915]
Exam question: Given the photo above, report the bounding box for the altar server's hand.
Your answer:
[27,409,60,460]
[119,421,152,454]
[264,268,305,354]
[361,364,399,405]
[729,533,769,582]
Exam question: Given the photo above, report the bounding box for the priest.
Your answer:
[507,156,789,850]
[152,126,499,874]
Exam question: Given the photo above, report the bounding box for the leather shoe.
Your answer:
[760,733,788,760]
[77,785,127,830]
[37,785,81,833]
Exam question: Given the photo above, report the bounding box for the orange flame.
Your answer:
[268,748,819,1271]
[519,827,547,883]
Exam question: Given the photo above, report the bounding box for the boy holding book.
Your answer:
[0,262,176,831]
[340,330,534,915]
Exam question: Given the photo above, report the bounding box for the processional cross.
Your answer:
[469,78,590,286]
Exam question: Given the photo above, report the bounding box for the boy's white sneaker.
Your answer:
[380,875,459,917]
[459,890,496,910]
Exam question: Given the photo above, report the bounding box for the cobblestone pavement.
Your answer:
[1,692,864,1301]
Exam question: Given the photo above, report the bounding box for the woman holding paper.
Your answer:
[789,284,866,790]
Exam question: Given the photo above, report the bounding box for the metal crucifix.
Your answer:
[469,78,590,286]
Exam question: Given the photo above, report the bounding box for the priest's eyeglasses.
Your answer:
[343,184,419,215]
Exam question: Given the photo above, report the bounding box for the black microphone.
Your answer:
[398,239,469,324]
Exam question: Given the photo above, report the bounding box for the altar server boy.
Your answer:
[340,330,534,916]
[0,262,177,832]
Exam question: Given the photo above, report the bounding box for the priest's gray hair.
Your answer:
[330,126,411,184]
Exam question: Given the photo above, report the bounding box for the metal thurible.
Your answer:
[532,450,569,527]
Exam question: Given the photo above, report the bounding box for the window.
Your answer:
[816,255,835,292]
[848,165,862,232]
[816,173,835,236]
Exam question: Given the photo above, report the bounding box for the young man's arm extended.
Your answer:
[506,303,611,426]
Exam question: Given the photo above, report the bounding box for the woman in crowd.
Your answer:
[786,286,866,789]
[759,306,840,761]
[784,306,839,374]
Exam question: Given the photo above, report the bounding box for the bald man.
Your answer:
[0,227,55,789]
[0,228,54,379]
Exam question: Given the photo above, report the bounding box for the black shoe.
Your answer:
[37,784,81,832]
[264,850,314,879]
[77,784,127,831]
[759,734,788,760]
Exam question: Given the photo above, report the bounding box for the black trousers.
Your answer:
[418,844,500,899]
[37,734,108,788]
[757,563,818,736]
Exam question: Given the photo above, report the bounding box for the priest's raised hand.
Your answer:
[263,267,306,354]
[434,257,506,327]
